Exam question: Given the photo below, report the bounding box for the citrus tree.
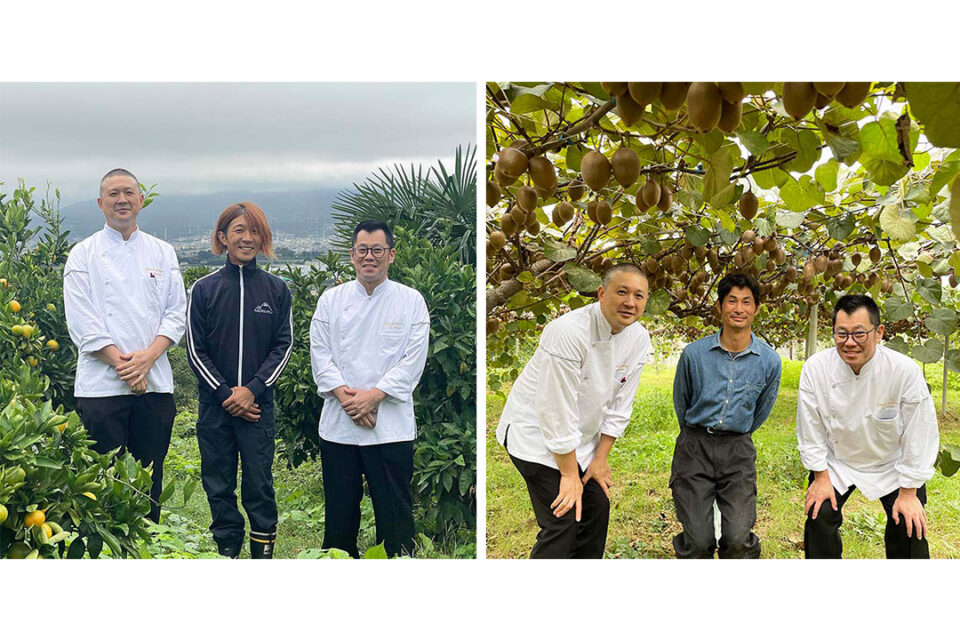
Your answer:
[485,82,960,474]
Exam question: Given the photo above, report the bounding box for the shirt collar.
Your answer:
[354,277,391,298]
[708,330,759,355]
[838,344,882,378]
[590,303,613,342]
[102,223,140,244]
[222,256,258,278]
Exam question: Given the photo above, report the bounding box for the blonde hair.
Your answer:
[211,202,275,259]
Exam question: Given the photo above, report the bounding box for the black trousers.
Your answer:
[76,393,176,523]
[803,473,929,559]
[509,454,610,559]
[319,437,415,559]
[669,426,760,559]
[196,400,278,550]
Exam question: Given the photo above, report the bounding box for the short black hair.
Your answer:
[717,272,760,305]
[832,294,881,327]
[99,168,140,196]
[602,263,647,288]
[352,219,395,249]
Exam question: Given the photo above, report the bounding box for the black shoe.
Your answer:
[250,537,275,559]
[216,540,242,558]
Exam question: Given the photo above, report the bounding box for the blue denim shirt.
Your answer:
[673,331,782,434]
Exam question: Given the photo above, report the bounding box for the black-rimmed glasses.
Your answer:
[352,246,388,258]
[833,327,877,344]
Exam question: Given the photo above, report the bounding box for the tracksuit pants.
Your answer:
[196,399,278,551]
[319,437,415,559]
[76,393,176,524]
[669,425,761,559]
[803,473,929,559]
[509,454,610,559]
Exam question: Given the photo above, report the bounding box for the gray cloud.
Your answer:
[0,83,475,204]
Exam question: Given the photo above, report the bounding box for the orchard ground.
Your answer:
[486,353,960,559]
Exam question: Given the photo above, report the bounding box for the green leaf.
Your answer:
[363,542,389,559]
[912,339,944,364]
[781,128,821,173]
[714,208,736,232]
[860,120,909,186]
[884,297,914,322]
[738,130,770,157]
[67,537,86,559]
[825,213,856,240]
[884,335,911,355]
[703,146,735,203]
[685,226,710,247]
[753,217,774,236]
[917,277,943,305]
[753,167,789,190]
[879,205,917,242]
[517,271,534,284]
[564,263,601,293]
[946,350,960,374]
[904,82,960,149]
[33,456,63,469]
[775,210,805,229]
[925,308,958,335]
[643,289,671,317]
[937,445,960,477]
[817,117,860,164]
[542,238,576,262]
[949,177,960,243]
[815,159,839,193]
[780,175,823,212]
[930,152,960,196]
[565,146,583,173]
[158,480,176,504]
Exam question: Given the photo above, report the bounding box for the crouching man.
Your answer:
[496,264,651,559]
[797,294,939,558]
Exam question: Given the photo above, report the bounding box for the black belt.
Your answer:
[688,424,742,436]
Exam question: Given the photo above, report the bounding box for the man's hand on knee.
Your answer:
[582,457,613,498]
[805,470,837,519]
[892,488,927,540]
[551,473,583,522]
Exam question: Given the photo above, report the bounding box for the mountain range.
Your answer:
[59,188,343,241]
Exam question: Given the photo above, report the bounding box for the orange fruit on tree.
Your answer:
[0,277,8,288]
[20,325,34,338]
[46,303,56,312]
[8,300,21,313]
[46,339,59,351]
[41,523,53,539]
[11,325,24,336]
[24,509,46,528]
[27,356,38,367]
[0,504,8,524]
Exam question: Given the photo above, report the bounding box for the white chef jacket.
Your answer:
[796,345,939,500]
[310,278,430,445]
[63,225,186,397]
[496,302,650,471]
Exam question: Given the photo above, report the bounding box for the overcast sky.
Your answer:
[0,83,475,205]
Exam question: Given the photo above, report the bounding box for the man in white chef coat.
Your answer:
[63,168,186,523]
[496,264,651,558]
[309,219,430,558]
[797,294,939,558]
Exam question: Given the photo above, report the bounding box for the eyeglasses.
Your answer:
[833,327,877,344]
[352,246,389,258]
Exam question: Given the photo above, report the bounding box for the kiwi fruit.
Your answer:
[567,178,585,202]
[803,261,816,281]
[657,183,674,213]
[496,147,528,179]
[551,209,565,227]
[814,82,846,99]
[611,147,641,187]
[640,179,662,210]
[495,166,515,188]
[486,317,500,334]
[717,99,742,133]
[738,190,758,220]
[950,274,958,288]
[601,82,628,97]
[764,236,778,253]
[717,82,744,103]
[851,252,862,267]
[628,82,662,105]
[526,219,541,235]
[741,229,757,244]
[774,248,787,265]
[644,257,660,274]
[782,82,817,120]
[509,205,527,225]
[836,82,872,108]
[616,92,646,127]
[814,254,829,272]
[786,265,798,281]
[596,200,613,225]
[524,210,537,227]
[516,186,539,213]
[528,156,557,190]
[489,231,506,251]
[500,214,518,236]
[581,151,612,191]
[601,257,614,271]
[659,82,690,111]
[535,184,556,199]
[869,246,882,262]
[586,200,599,224]
[555,201,575,224]
[734,252,746,268]
[686,82,724,132]
[742,246,755,263]
[486,180,501,208]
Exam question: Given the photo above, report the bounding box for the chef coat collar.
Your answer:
[709,330,761,357]
[102,223,141,244]
[590,302,614,342]
[221,256,259,279]
[836,343,882,379]
[353,277,391,298]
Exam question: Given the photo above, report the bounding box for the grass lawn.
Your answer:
[486,357,960,559]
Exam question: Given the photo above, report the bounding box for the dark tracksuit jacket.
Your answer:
[185,257,293,545]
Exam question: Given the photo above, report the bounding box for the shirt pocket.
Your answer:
[141,271,165,313]
[378,322,407,356]
[833,413,900,468]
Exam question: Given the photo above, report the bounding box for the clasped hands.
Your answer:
[114,350,156,396]
[222,386,261,422]
[334,386,386,429]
